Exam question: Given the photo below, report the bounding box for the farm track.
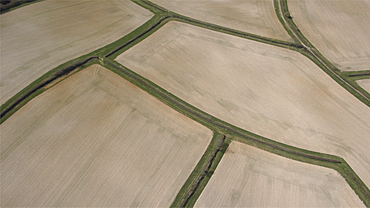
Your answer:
[1,0,369,206]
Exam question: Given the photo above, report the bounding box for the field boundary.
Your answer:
[0,55,99,124]
[171,132,228,207]
[0,0,43,14]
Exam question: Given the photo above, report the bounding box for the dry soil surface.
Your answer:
[357,79,370,94]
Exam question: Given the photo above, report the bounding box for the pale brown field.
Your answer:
[151,0,291,41]
[0,0,153,105]
[116,22,370,187]
[357,79,370,93]
[0,64,212,207]
[195,141,364,207]
[289,0,370,71]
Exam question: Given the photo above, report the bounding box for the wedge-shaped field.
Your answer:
[289,0,370,71]
[151,0,291,41]
[357,79,370,94]
[116,22,370,187]
[195,142,364,207]
[0,0,153,105]
[0,64,212,207]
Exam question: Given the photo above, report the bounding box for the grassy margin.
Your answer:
[0,0,44,14]
[171,132,228,207]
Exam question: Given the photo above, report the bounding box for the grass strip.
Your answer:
[0,0,43,14]
[0,56,99,124]
[132,0,167,14]
[103,14,174,59]
[342,70,370,80]
[171,132,228,207]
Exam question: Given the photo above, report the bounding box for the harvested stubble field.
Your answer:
[0,0,153,105]
[116,21,370,188]
[151,0,292,41]
[289,0,370,71]
[0,64,212,207]
[357,79,370,94]
[195,141,364,207]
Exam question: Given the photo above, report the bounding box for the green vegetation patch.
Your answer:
[171,132,228,207]
[0,0,43,14]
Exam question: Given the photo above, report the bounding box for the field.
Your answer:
[195,141,364,207]
[151,0,291,41]
[357,79,370,93]
[0,0,153,105]
[0,64,212,207]
[116,21,370,187]
[289,0,370,71]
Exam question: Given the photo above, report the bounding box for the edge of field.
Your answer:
[275,0,370,107]
[0,0,44,14]
[170,132,229,207]
[1,0,369,206]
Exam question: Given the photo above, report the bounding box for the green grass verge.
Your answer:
[132,0,168,14]
[342,70,370,81]
[273,0,300,44]
[171,132,228,207]
[0,55,99,124]
[100,14,173,59]
[0,0,44,14]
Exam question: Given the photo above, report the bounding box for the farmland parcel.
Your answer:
[357,79,370,94]
[195,141,364,207]
[289,0,370,71]
[0,0,153,105]
[151,0,291,41]
[116,22,370,187]
[0,65,212,207]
